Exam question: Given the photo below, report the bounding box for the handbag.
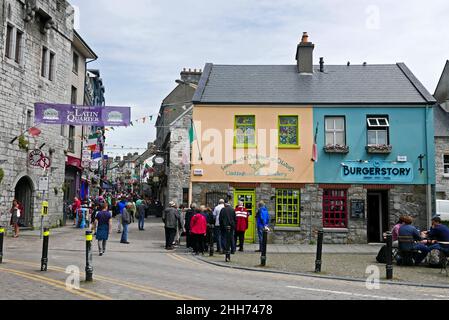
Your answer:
[16,209,21,218]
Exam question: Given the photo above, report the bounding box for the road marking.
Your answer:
[286,285,404,300]
[0,267,111,300]
[4,259,200,300]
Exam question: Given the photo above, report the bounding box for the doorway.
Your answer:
[367,190,389,243]
[14,176,34,228]
[234,189,256,243]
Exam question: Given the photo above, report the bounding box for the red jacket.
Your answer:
[235,206,249,232]
[190,213,207,235]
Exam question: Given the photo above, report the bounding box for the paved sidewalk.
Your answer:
[243,243,383,254]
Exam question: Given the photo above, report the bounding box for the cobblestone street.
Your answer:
[1,217,449,301]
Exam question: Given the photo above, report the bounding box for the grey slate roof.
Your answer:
[193,63,436,105]
[434,104,449,137]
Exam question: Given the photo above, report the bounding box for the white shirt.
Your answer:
[213,204,225,227]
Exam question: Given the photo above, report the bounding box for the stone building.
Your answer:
[154,68,201,206]
[191,33,436,244]
[434,60,449,201]
[62,30,97,204]
[0,0,77,228]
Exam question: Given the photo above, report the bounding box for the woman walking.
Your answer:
[93,202,112,256]
[10,200,20,238]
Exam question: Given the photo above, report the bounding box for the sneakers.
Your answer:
[120,241,130,244]
[99,252,103,256]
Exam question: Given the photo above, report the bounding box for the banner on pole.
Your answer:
[34,104,131,127]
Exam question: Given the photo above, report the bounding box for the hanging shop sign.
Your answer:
[341,160,414,183]
[34,104,131,127]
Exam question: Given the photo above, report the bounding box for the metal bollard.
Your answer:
[260,229,268,266]
[315,230,324,273]
[386,232,393,280]
[209,225,214,257]
[85,230,94,282]
[41,228,50,271]
[0,226,4,264]
[225,226,231,262]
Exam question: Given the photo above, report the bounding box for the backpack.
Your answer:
[376,245,388,263]
[428,249,444,268]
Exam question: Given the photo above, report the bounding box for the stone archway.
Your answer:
[14,176,34,228]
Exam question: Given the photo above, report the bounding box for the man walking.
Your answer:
[117,196,127,233]
[162,201,181,250]
[213,199,225,253]
[120,203,132,244]
[256,201,270,253]
[136,198,147,231]
[219,200,236,259]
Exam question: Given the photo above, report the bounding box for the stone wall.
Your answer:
[0,0,74,228]
[435,137,449,199]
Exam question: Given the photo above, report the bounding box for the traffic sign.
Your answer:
[38,177,49,191]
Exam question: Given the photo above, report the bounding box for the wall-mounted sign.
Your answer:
[397,156,408,162]
[35,104,131,127]
[341,161,414,183]
[351,200,365,219]
[82,160,91,169]
[193,169,204,176]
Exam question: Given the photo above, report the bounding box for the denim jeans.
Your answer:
[214,227,222,252]
[413,243,431,264]
[429,243,449,254]
[120,223,129,242]
[138,215,145,230]
[257,227,264,251]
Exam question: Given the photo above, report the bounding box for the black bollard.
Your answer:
[209,225,214,257]
[41,228,50,271]
[225,226,231,262]
[85,231,93,282]
[260,228,268,266]
[386,232,393,280]
[0,226,4,264]
[315,230,324,273]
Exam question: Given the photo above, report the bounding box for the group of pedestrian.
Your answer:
[162,199,271,256]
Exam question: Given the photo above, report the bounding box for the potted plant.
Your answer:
[324,144,350,154]
[366,144,393,154]
[18,135,29,151]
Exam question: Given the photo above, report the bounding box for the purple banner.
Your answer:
[34,104,131,126]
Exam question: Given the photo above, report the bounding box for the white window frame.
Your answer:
[325,116,346,146]
[367,116,390,146]
[443,155,449,177]
[367,118,390,127]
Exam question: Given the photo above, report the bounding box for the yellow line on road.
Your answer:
[0,267,111,300]
[4,259,200,300]
[168,253,213,268]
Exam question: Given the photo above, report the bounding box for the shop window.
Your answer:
[323,189,347,228]
[367,116,389,146]
[276,189,301,227]
[68,125,75,153]
[325,116,346,146]
[278,116,299,148]
[234,115,256,148]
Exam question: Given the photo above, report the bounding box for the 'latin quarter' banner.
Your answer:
[34,104,131,126]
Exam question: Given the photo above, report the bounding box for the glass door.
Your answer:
[234,189,256,243]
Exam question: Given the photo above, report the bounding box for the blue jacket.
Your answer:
[256,207,270,229]
[118,201,127,215]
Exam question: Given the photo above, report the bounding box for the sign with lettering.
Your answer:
[351,200,365,219]
[341,161,414,183]
[35,104,131,126]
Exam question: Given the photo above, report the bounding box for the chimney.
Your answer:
[319,57,324,72]
[296,32,315,74]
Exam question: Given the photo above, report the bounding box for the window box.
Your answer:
[324,144,349,154]
[366,145,393,154]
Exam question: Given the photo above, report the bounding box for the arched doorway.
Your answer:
[14,176,34,228]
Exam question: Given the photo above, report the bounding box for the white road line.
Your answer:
[286,286,404,300]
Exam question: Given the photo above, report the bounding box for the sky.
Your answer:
[69,0,449,158]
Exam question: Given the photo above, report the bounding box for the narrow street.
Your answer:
[1,217,449,301]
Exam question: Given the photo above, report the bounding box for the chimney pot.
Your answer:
[301,32,309,43]
[347,61,350,66]
[319,57,324,72]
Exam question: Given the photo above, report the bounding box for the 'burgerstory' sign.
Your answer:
[341,160,414,183]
